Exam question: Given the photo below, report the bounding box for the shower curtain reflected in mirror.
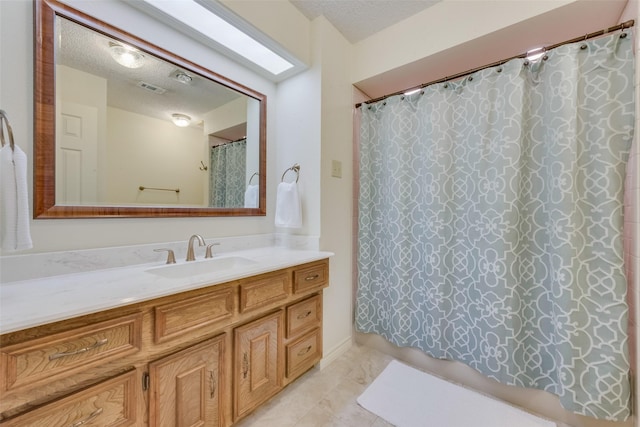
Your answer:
[356,30,635,421]
[209,139,246,208]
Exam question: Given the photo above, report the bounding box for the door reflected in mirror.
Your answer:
[34,0,266,218]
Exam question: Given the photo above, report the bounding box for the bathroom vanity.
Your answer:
[0,250,330,426]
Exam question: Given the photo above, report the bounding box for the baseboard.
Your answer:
[319,335,353,369]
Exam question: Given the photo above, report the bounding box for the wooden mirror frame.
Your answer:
[34,0,267,218]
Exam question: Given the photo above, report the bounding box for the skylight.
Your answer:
[142,0,294,75]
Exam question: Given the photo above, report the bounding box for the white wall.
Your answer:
[274,63,322,237]
[0,0,279,254]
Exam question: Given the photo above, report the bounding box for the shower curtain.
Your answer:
[209,139,246,208]
[355,31,635,421]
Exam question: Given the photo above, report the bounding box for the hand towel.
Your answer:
[0,144,33,251]
[274,181,302,228]
[244,184,259,208]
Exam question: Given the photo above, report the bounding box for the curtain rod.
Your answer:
[212,136,247,147]
[355,19,635,108]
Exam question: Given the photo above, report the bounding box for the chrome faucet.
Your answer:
[186,234,205,261]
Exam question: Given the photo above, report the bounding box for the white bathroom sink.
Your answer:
[145,256,257,279]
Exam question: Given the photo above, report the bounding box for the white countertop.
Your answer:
[0,247,333,334]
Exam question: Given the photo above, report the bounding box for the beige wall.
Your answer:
[221,0,311,67]
[56,65,108,202]
[106,107,206,206]
[352,0,574,84]
[316,16,357,361]
[203,97,248,136]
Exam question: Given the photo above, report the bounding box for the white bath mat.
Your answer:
[357,360,555,427]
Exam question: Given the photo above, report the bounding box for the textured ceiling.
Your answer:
[290,0,442,43]
[58,17,243,131]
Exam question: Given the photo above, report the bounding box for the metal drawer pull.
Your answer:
[69,407,103,427]
[242,353,249,379]
[297,311,312,320]
[209,370,216,398]
[297,345,312,357]
[49,338,108,361]
[304,274,320,281]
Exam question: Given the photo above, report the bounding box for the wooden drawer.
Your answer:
[285,328,321,380]
[1,313,142,392]
[239,271,290,313]
[155,285,235,343]
[0,370,138,426]
[292,261,328,294]
[286,295,322,339]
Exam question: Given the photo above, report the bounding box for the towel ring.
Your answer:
[281,164,300,183]
[249,172,259,185]
[0,109,15,152]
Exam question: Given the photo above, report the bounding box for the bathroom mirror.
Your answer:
[34,0,266,218]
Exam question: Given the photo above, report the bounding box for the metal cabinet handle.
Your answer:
[305,274,319,281]
[242,353,249,379]
[297,311,312,320]
[69,407,103,427]
[297,345,312,357]
[209,370,216,398]
[49,338,108,361]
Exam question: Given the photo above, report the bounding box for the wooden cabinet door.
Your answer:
[0,370,138,427]
[234,311,283,421]
[149,334,226,427]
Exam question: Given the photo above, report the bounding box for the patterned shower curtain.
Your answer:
[209,139,246,208]
[356,31,635,420]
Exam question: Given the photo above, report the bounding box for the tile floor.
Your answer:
[234,343,396,427]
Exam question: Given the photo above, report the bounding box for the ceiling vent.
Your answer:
[136,81,167,94]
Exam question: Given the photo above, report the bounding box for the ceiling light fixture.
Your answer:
[109,42,145,68]
[174,71,193,84]
[172,113,191,127]
[141,0,294,75]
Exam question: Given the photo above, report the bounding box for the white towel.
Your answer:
[244,184,259,208]
[0,144,33,251]
[274,181,302,228]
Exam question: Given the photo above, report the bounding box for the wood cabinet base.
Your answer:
[0,259,329,426]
